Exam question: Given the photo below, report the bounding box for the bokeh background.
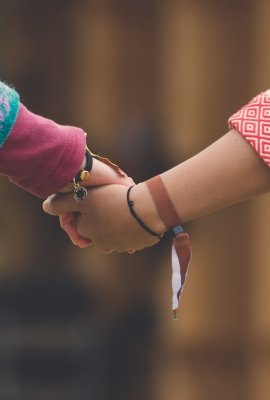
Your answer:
[1,0,270,399]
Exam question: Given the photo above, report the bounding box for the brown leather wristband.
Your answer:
[146,175,182,229]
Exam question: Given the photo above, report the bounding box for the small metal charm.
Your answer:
[73,179,88,201]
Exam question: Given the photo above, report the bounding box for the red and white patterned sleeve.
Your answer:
[228,90,270,167]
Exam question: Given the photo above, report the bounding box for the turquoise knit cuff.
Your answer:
[0,81,20,147]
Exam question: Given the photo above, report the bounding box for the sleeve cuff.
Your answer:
[0,104,87,198]
[228,91,270,167]
[0,81,20,147]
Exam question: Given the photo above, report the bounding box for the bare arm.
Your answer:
[134,129,270,231]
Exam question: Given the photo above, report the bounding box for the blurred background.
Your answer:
[1,0,270,399]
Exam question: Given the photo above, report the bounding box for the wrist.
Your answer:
[131,182,167,235]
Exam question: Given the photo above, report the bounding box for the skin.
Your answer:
[58,156,134,249]
[44,129,270,252]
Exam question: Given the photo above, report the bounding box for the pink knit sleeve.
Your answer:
[0,104,87,198]
[228,91,270,167]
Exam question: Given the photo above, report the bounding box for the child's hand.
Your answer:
[56,157,134,250]
[44,184,161,253]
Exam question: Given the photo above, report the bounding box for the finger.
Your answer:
[78,239,93,249]
[59,213,93,248]
[59,213,80,245]
[43,193,82,216]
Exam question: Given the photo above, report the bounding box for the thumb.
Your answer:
[43,193,82,216]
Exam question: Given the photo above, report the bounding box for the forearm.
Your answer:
[133,129,270,233]
[161,129,270,222]
[0,81,86,198]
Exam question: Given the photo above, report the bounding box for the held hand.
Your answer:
[57,157,134,248]
[43,184,162,253]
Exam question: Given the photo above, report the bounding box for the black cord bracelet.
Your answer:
[74,148,93,183]
[127,185,163,240]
